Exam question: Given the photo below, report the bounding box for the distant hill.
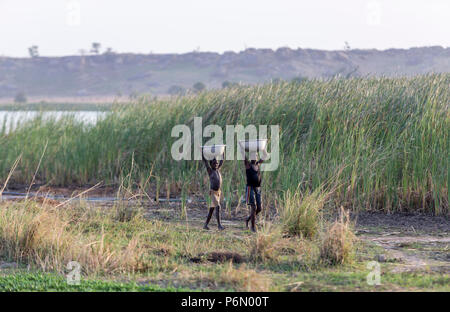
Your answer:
[0,46,449,97]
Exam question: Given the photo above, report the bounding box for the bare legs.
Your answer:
[204,206,225,230]
[245,205,256,232]
[246,204,261,232]
[203,207,214,230]
[216,206,225,230]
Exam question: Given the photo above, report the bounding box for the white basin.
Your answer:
[238,139,267,152]
[201,144,226,159]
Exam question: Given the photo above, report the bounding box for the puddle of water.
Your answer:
[0,192,209,205]
[0,191,120,203]
[0,111,107,133]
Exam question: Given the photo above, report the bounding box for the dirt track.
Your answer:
[354,212,449,274]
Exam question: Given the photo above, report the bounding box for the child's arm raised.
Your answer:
[218,154,224,169]
[258,149,268,164]
[239,145,250,169]
[202,153,212,174]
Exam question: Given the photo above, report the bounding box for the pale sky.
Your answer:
[0,0,449,57]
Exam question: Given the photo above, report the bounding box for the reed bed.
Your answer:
[0,74,448,214]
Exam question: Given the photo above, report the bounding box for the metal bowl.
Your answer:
[238,139,267,152]
[201,144,226,159]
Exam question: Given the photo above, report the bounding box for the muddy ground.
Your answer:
[2,186,449,276]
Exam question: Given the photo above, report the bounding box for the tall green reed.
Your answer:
[0,75,448,214]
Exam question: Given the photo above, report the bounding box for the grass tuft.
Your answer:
[319,208,356,265]
[248,225,280,263]
[217,262,271,292]
[279,189,325,238]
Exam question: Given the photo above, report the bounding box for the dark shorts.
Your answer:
[245,185,261,208]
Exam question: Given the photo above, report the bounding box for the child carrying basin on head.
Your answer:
[202,152,225,231]
[240,148,268,232]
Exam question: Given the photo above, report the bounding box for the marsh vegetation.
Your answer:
[0,74,448,291]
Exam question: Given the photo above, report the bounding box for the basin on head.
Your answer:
[201,144,226,160]
[238,139,267,152]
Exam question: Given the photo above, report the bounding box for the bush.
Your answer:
[280,189,324,238]
[248,225,279,263]
[222,81,239,88]
[168,85,186,96]
[192,82,206,93]
[291,76,307,84]
[217,262,271,292]
[14,92,27,103]
[319,208,356,265]
[0,201,147,274]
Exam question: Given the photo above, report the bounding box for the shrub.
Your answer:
[222,81,239,88]
[319,208,356,265]
[217,262,271,291]
[192,82,206,93]
[0,201,147,274]
[279,189,325,238]
[248,225,279,263]
[168,85,186,96]
[14,92,27,103]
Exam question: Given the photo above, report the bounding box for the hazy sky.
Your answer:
[1,0,449,57]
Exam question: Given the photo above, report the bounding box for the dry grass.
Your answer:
[113,201,144,222]
[248,224,280,263]
[217,262,271,291]
[161,263,271,291]
[0,196,362,291]
[0,201,148,275]
[319,208,357,265]
[0,199,258,282]
[0,157,358,292]
[279,189,325,238]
